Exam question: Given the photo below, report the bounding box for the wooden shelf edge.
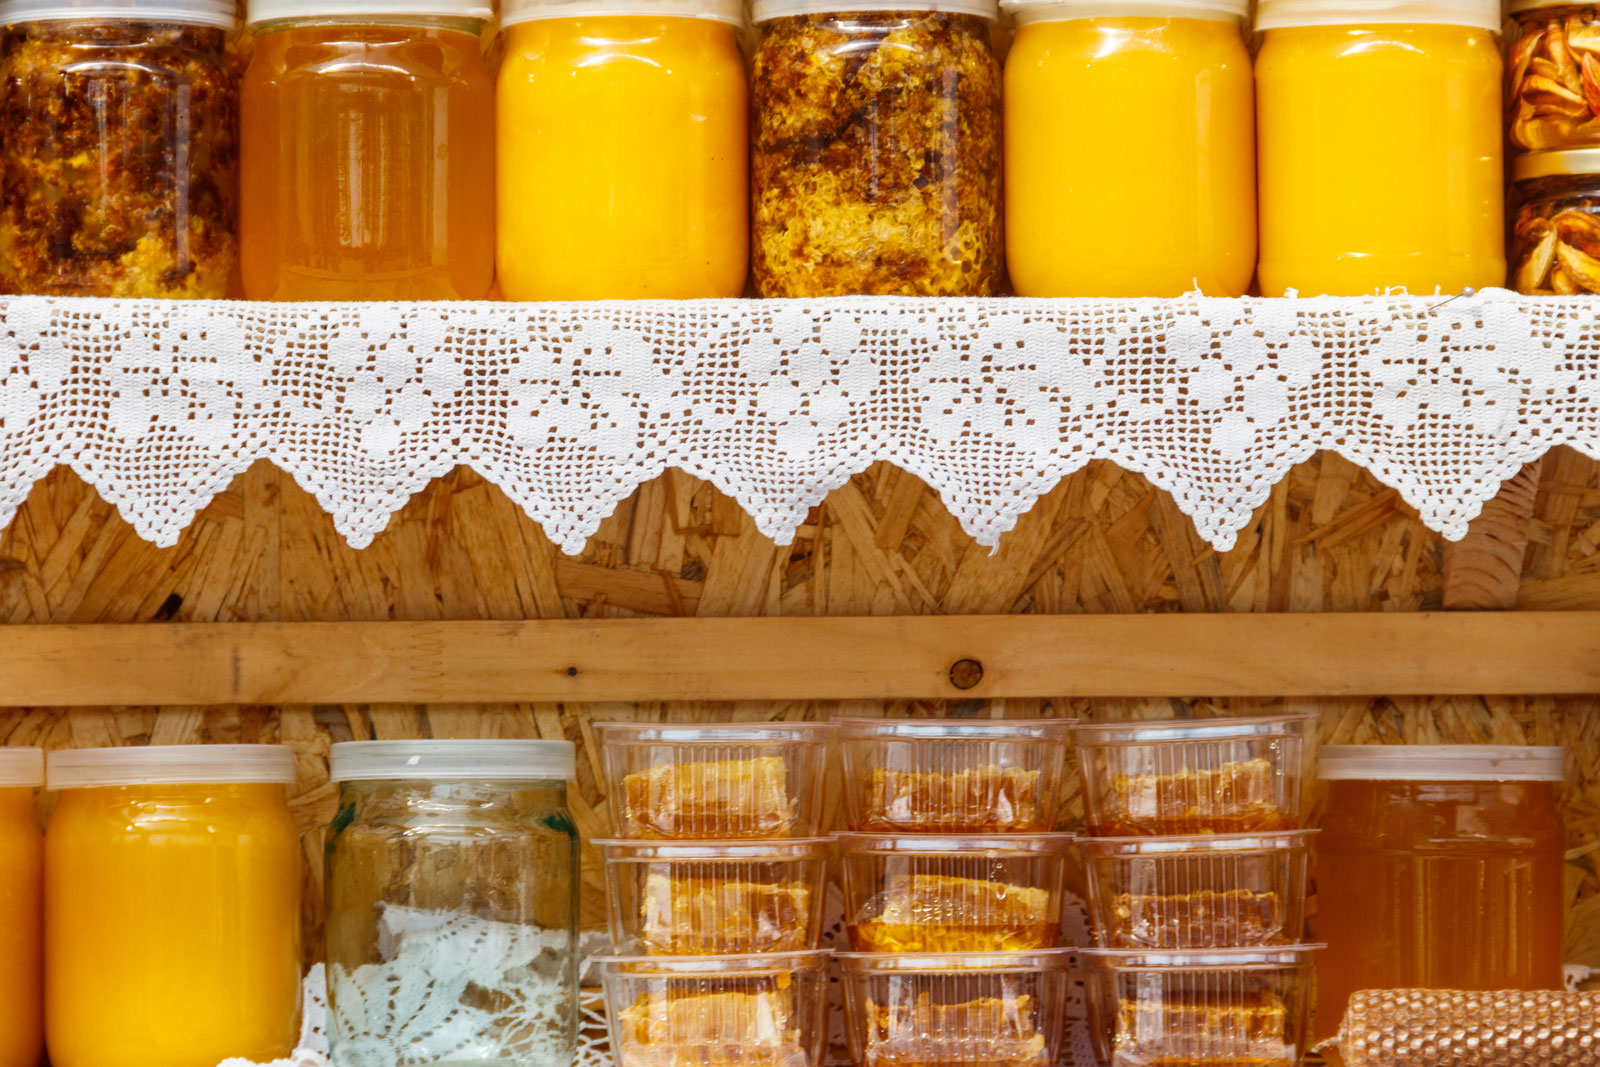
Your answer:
[2,612,1596,706]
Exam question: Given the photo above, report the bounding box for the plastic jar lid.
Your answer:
[835,948,1076,972]
[330,739,576,782]
[833,717,1075,740]
[1078,829,1318,857]
[835,831,1076,854]
[1319,744,1566,782]
[1003,0,1246,24]
[594,721,831,745]
[503,0,743,26]
[594,950,832,975]
[1080,944,1325,969]
[752,0,998,23]
[594,837,832,859]
[1254,0,1499,31]
[250,0,491,23]
[1071,713,1313,746]
[1514,149,1600,182]
[0,0,236,26]
[0,748,44,788]
[48,745,296,789]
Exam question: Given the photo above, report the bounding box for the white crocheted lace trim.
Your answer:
[4,291,1589,555]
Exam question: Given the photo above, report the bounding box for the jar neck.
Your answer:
[339,778,568,824]
[253,14,484,34]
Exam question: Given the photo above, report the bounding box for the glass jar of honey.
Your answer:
[0,0,239,297]
[326,740,580,1066]
[1001,0,1256,297]
[1314,745,1567,1043]
[44,745,302,1067]
[240,0,496,300]
[0,749,42,1067]
[1254,0,1505,296]
[497,0,749,300]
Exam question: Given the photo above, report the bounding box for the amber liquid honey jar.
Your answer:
[1314,745,1567,1044]
[0,749,42,1067]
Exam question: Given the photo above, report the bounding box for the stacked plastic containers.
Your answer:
[833,719,1077,1067]
[1072,715,1321,1067]
[592,722,832,1067]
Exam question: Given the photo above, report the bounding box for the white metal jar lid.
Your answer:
[249,0,492,24]
[48,745,297,790]
[502,0,743,26]
[1254,0,1499,31]
[0,0,236,27]
[1319,744,1566,782]
[1003,0,1246,25]
[0,748,44,788]
[331,740,577,782]
[752,0,998,23]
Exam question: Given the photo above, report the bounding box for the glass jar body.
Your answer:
[44,782,302,1067]
[0,19,238,297]
[326,778,580,1066]
[1510,170,1600,292]
[1506,5,1600,151]
[241,17,496,300]
[496,16,749,300]
[1005,15,1255,297]
[0,788,41,1067]
[750,10,1004,297]
[1314,777,1566,1042]
[1255,24,1504,296]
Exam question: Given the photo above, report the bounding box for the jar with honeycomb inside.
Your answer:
[1002,0,1256,297]
[240,1,496,300]
[750,0,1004,296]
[0,0,239,297]
[1314,745,1567,1045]
[45,745,302,1067]
[497,0,749,300]
[326,741,580,1067]
[1254,0,1505,296]
[1509,148,1600,292]
[0,749,42,1067]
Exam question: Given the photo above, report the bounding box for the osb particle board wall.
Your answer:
[3,452,1600,967]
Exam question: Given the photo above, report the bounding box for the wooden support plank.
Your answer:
[2,612,1598,706]
[1442,460,1544,609]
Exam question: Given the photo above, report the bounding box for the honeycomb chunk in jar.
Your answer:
[640,873,814,954]
[0,18,237,297]
[1507,3,1600,151]
[621,756,798,838]
[1510,150,1600,293]
[850,873,1060,952]
[617,990,804,1067]
[861,766,1045,834]
[1114,991,1293,1067]
[749,5,1004,297]
[1100,759,1288,836]
[864,994,1050,1067]
[1112,889,1284,950]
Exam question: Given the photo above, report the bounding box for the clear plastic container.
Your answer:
[1509,149,1600,293]
[1001,0,1256,297]
[240,2,496,300]
[1254,0,1504,296]
[1080,830,1315,949]
[749,0,1004,296]
[1081,945,1322,1067]
[596,722,831,839]
[0,749,42,1067]
[0,0,238,297]
[834,718,1075,833]
[496,0,748,300]
[326,740,580,1067]
[836,833,1075,953]
[44,745,301,1067]
[1314,745,1567,1045]
[598,837,831,955]
[1072,715,1312,837]
[597,951,831,1067]
[1507,1,1600,152]
[836,949,1074,1067]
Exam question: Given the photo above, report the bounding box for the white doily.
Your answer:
[4,291,1592,554]
[324,905,573,1067]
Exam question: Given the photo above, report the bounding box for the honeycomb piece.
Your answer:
[860,766,1045,832]
[1110,888,1283,948]
[852,873,1058,952]
[640,873,813,953]
[1101,759,1287,835]
[617,988,808,1067]
[621,756,796,837]
[862,993,1049,1067]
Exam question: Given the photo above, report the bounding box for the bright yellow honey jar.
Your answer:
[0,750,43,1067]
[1003,0,1256,297]
[1254,0,1505,296]
[45,746,302,1067]
[496,0,749,299]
